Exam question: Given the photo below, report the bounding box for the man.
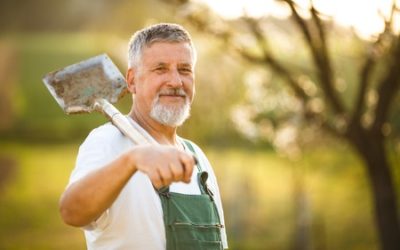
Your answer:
[59,23,228,249]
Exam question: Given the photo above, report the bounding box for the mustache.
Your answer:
[158,88,187,97]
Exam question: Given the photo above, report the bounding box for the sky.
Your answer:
[199,0,400,39]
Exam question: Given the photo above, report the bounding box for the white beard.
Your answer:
[150,88,191,127]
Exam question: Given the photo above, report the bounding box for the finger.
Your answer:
[157,164,173,187]
[179,152,195,183]
[169,162,184,182]
[149,170,163,189]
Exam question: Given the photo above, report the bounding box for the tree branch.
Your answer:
[280,0,345,115]
[281,0,313,47]
[310,4,327,50]
[242,16,270,59]
[368,1,400,132]
[225,16,311,103]
[230,11,337,137]
[351,9,396,126]
[304,108,342,138]
[353,53,376,124]
[235,45,310,103]
[372,34,400,132]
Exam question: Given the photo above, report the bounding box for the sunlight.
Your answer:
[199,0,400,39]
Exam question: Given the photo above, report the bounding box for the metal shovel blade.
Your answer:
[42,53,128,114]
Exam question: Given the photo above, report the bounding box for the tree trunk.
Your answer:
[349,129,400,250]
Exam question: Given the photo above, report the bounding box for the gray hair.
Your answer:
[128,23,197,68]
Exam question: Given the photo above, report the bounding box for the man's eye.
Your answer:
[179,68,192,74]
[154,67,167,73]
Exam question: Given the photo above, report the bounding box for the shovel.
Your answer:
[42,53,157,145]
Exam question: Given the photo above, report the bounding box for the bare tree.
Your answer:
[163,0,400,249]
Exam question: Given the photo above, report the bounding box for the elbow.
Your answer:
[59,205,86,227]
[59,194,91,227]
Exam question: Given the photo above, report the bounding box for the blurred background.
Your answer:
[0,0,400,249]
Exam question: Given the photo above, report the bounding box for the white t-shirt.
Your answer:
[68,121,228,250]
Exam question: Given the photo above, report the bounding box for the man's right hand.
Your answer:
[129,145,196,189]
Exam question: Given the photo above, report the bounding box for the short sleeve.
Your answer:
[69,123,132,185]
[67,123,133,230]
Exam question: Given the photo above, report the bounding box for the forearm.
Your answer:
[59,151,137,227]
[59,144,196,227]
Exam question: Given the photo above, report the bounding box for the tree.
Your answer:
[163,0,400,249]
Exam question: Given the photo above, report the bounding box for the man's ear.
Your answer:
[126,68,136,94]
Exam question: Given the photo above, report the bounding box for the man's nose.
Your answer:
[166,69,183,88]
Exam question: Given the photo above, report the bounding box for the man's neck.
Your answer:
[129,109,180,147]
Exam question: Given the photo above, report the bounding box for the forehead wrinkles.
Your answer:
[144,43,194,64]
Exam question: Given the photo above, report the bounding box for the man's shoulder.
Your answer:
[88,122,122,137]
[81,122,128,147]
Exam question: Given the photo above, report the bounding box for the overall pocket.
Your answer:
[169,222,223,250]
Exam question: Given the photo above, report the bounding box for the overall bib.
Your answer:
[158,140,223,250]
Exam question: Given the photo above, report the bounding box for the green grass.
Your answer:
[0,142,381,249]
[206,145,378,250]
[0,143,85,249]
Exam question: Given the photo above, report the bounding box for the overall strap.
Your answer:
[183,139,215,200]
[182,139,202,172]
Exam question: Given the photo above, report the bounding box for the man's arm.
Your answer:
[59,145,195,227]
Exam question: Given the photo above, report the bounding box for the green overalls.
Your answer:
[158,140,224,250]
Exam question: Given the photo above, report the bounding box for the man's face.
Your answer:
[128,42,195,127]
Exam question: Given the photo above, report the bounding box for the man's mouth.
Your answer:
[159,94,185,98]
[158,89,187,99]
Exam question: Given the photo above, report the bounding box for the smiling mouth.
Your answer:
[158,88,187,99]
[159,94,185,98]
[158,95,186,103]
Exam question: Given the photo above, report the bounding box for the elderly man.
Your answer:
[59,23,228,249]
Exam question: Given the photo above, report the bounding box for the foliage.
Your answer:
[161,0,400,155]
[161,0,400,248]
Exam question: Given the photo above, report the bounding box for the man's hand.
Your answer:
[130,145,196,189]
